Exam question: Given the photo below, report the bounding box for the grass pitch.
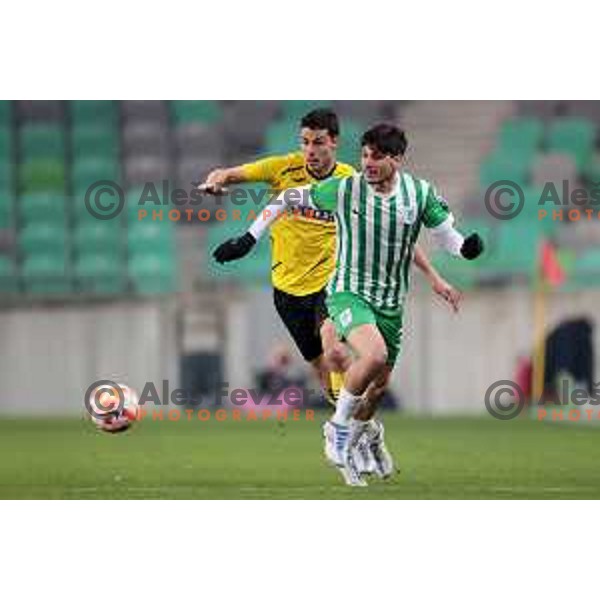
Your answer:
[1,412,599,499]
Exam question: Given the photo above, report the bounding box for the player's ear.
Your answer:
[391,154,403,170]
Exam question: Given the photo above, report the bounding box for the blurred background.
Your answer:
[0,100,599,415]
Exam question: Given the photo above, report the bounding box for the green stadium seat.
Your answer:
[583,154,600,182]
[513,186,559,235]
[0,160,13,191]
[0,255,17,292]
[0,189,14,219]
[264,122,298,154]
[71,101,117,126]
[74,253,125,294]
[564,248,600,290]
[0,101,11,128]
[19,125,65,161]
[0,202,13,227]
[72,126,119,160]
[19,223,68,255]
[497,117,544,153]
[457,217,504,278]
[20,194,67,224]
[19,159,66,194]
[74,203,125,225]
[0,127,13,162]
[127,220,174,254]
[205,221,241,281]
[280,101,332,120]
[22,251,71,294]
[72,158,121,198]
[171,101,222,124]
[129,253,176,294]
[575,248,600,272]
[126,199,148,222]
[72,157,120,183]
[546,117,596,169]
[73,221,122,255]
[337,120,362,167]
[0,182,12,202]
[479,151,531,190]
[125,186,161,222]
[205,219,271,284]
[486,222,541,277]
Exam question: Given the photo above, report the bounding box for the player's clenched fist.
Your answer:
[213,232,257,263]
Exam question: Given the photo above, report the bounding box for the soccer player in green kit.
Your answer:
[214,124,484,486]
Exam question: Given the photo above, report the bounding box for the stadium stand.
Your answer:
[1,100,600,299]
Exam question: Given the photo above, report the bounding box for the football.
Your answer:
[89,383,140,434]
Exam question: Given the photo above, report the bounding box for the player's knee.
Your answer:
[364,348,387,375]
[324,344,347,371]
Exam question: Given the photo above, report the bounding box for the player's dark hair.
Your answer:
[300,109,339,138]
[361,124,408,157]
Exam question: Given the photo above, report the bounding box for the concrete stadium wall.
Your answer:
[242,285,600,415]
[0,299,179,415]
[2,286,597,417]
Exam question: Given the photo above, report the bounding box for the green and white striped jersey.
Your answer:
[308,172,451,311]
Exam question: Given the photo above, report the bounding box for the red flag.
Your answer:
[539,239,565,287]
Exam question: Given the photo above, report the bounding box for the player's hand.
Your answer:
[195,169,230,195]
[460,233,484,260]
[431,276,462,313]
[196,181,230,195]
[213,232,257,263]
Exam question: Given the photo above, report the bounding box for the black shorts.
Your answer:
[273,287,328,362]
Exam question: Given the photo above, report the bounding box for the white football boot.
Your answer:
[324,420,373,475]
[322,421,338,466]
[327,420,367,486]
[340,420,369,487]
[355,433,377,476]
[365,419,394,479]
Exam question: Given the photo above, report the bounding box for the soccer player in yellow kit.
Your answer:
[201,109,460,404]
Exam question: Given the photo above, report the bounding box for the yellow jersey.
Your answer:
[241,152,355,296]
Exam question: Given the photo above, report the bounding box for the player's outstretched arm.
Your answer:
[195,166,248,195]
[212,186,309,264]
[429,218,484,260]
[212,178,338,264]
[422,185,484,261]
[413,246,462,312]
[197,155,289,195]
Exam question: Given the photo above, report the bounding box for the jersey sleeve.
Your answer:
[240,155,288,184]
[308,177,341,212]
[421,182,452,228]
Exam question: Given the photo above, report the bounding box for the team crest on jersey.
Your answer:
[397,205,417,225]
[340,308,353,328]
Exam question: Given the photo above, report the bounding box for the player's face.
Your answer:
[300,128,337,174]
[361,145,402,185]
